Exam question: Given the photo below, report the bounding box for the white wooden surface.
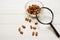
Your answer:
[0,0,60,40]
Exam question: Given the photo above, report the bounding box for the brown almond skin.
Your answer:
[34,9,38,12]
[35,22,38,25]
[30,25,32,29]
[25,18,29,21]
[35,32,38,36]
[32,32,34,36]
[29,19,31,22]
[18,27,21,32]
[33,12,36,15]
[22,25,26,29]
[37,11,40,14]
[20,31,23,35]
[27,8,30,13]
[32,27,37,30]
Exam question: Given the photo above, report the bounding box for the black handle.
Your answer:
[50,23,60,38]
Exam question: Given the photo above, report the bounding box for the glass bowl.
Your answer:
[25,0,44,17]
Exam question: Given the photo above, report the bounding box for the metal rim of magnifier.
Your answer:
[36,7,54,25]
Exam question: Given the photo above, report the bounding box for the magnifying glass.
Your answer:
[36,7,60,38]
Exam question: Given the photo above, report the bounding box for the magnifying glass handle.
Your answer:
[50,23,60,38]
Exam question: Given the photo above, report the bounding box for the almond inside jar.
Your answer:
[27,4,41,15]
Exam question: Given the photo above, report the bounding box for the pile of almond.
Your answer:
[27,4,41,15]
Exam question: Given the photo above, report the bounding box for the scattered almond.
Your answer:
[18,27,21,32]
[35,22,38,25]
[25,18,29,21]
[32,31,35,36]
[30,25,32,29]
[22,25,26,29]
[32,26,37,30]
[20,31,23,35]
[29,19,31,22]
[35,32,38,36]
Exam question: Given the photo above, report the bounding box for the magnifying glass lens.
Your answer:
[37,7,52,24]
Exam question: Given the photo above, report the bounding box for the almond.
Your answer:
[22,25,26,29]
